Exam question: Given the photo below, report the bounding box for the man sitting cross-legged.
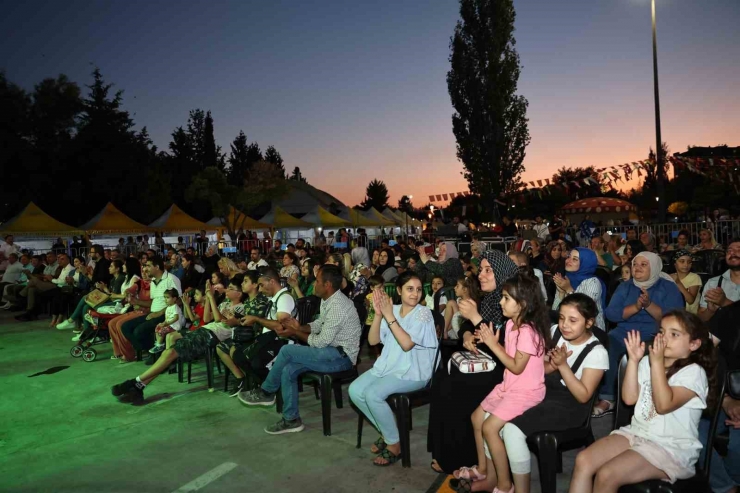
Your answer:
[239,264,362,435]
[110,275,246,404]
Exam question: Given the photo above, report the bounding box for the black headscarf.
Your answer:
[374,248,395,277]
[478,250,519,327]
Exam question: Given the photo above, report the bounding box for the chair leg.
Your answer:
[556,452,563,474]
[408,407,413,431]
[214,348,222,374]
[395,396,412,468]
[333,381,344,409]
[313,382,320,400]
[356,410,364,449]
[205,348,213,390]
[532,434,559,493]
[187,361,192,384]
[320,375,333,436]
[223,368,230,392]
[177,358,184,383]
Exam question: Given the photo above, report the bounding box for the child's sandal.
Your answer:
[453,466,486,481]
[372,448,401,467]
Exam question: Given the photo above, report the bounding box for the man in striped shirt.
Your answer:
[239,264,362,435]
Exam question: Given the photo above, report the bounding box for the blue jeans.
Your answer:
[261,345,353,422]
[70,297,88,323]
[348,371,427,445]
[699,411,740,493]
[600,325,657,401]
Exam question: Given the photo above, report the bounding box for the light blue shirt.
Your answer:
[371,304,438,382]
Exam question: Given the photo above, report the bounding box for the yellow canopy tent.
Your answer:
[206,206,271,231]
[258,206,313,229]
[148,205,213,233]
[361,208,397,227]
[79,202,152,234]
[0,202,81,236]
[337,207,381,227]
[299,206,350,228]
[381,208,406,226]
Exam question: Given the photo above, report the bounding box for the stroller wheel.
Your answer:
[70,345,84,358]
[82,349,97,362]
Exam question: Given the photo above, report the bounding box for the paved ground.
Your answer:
[0,310,613,493]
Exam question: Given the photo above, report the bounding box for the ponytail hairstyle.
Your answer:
[661,310,718,410]
[559,293,598,331]
[501,273,552,356]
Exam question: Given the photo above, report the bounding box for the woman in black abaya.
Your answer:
[428,250,519,473]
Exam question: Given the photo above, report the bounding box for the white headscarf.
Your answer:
[632,251,674,290]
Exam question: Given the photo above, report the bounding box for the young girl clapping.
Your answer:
[455,274,551,493]
[570,310,716,493]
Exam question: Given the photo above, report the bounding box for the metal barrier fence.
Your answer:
[592,220,740,246]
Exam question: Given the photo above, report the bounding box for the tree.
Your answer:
[551,166,604,198]
[0,72,32,217]
[289,166,307,183]
[264,145,284,176]
[202,110,225,171]
[186,161,289,238]
[645,142,669,191]
[398,195,414,211]
[227,130,250,186]
[447,0,531,213]
[360,179,390,210]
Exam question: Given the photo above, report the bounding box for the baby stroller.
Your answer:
[69,306,123,363]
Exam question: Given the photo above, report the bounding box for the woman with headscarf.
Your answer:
[552,247,607,330]
[374,248,398,283]
[414,241,465,288]
[427,250,519,474]
[592,251,684,417]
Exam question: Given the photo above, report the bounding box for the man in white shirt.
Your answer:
[453,216,469,233]
[0,234,21,271]
[247,247,268,271]
[121,256,181,360]
[16,253,74,321]
[532,215,550,243]
[0,254,24,289]
[698,239,740,323]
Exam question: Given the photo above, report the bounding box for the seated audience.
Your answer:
[149,288,184,354]
[670,249,702,314]
[698,238,740,323]
[218,257,242,281]
[442,276,480,340]
[693,228,723,252]
[280,252,300,279]
[349,271,438,465]
[570,312,714,492]
[375,248,399,283]
[508,251,548,303]
[538,241,566,277]
[179,253,203,294]
[415,241,464,288]
[16,253,75,322]
[287,257,316,299]
[665,229,691,252]
[551,247,606,331]
[240,265,362,435]
[182,286,207,330]
[424,275,448,314]
[593,251,684,417]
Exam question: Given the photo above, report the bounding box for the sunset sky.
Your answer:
[2,0,738,208]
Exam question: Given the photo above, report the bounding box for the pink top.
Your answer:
[481,320,546,420]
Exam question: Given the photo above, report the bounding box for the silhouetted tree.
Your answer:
[360,179,390,210]
[202,110,225,171]
[264,145,284,176]
[289,166,307,183]
[227,130,250,186]
[447,0,530,212]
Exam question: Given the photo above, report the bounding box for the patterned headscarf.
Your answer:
[671,249,692,264]
[478,250,519,326]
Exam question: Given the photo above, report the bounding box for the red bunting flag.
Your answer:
[429,195,435,202]
[537,180,543,187]
[435,195,442,202]
[442,194,448,201]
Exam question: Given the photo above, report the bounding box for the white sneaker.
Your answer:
[83,313,95,324]
[71,334,82,342]
[56,319,76,330]
[0,302,12,310]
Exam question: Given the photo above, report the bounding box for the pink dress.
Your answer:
[481,320,546,420]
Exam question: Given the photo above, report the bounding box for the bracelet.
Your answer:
[388,319,398,327]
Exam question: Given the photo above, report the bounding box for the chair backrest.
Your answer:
[614,355,634,430]
[296,295,320,325]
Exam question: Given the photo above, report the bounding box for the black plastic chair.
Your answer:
[296,295,320,325]
[526,391,601,493]
[302,366,359,436]
[616,357,728,493]
[177,345,222,390]
[355,336,442,468]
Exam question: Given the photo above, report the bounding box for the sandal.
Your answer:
[591,399,616,418]
[373,448,401,467]
[371,436,387,454]
[430,460,444,474]
[453,465,486,481]
[110,355,121,360]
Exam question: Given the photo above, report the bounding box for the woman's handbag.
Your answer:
[84,289,110,308]
[448,350,497,374]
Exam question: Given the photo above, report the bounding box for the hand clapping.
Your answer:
[548,343,573,368]
[624,330,645,362]
[649,333,666,365]
[373,287,394,321]
[457,298,479,320]
[478,322,500,350]
[637,288,651,309]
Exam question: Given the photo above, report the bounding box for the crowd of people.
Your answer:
[1,215,739,492]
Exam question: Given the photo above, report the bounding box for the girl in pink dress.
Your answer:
[455,274,551,493]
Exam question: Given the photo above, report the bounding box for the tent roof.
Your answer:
[0,202,81,237]
[361,208,397,227]
[275,181,347,215]
[259,206,314,229]
[561,197,637,214]
[79,202,152,233]
[207,206,271,230]
[148,205,213,232]
[337,207,380,227]
[299,206,350,228]
[381,208,406,225]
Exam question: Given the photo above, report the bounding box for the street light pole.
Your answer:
[651,0,665,222]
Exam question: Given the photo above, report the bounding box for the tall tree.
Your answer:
[264,145,285,176]
[202,110,225,171]
[645,142,670,191]
[289,166,307,183]
[398,195,413,211]
[227,130,250,186]
[0,72,32,217]
[186,108,206,167]
[360,179,390,210]
[447,0,531,213]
